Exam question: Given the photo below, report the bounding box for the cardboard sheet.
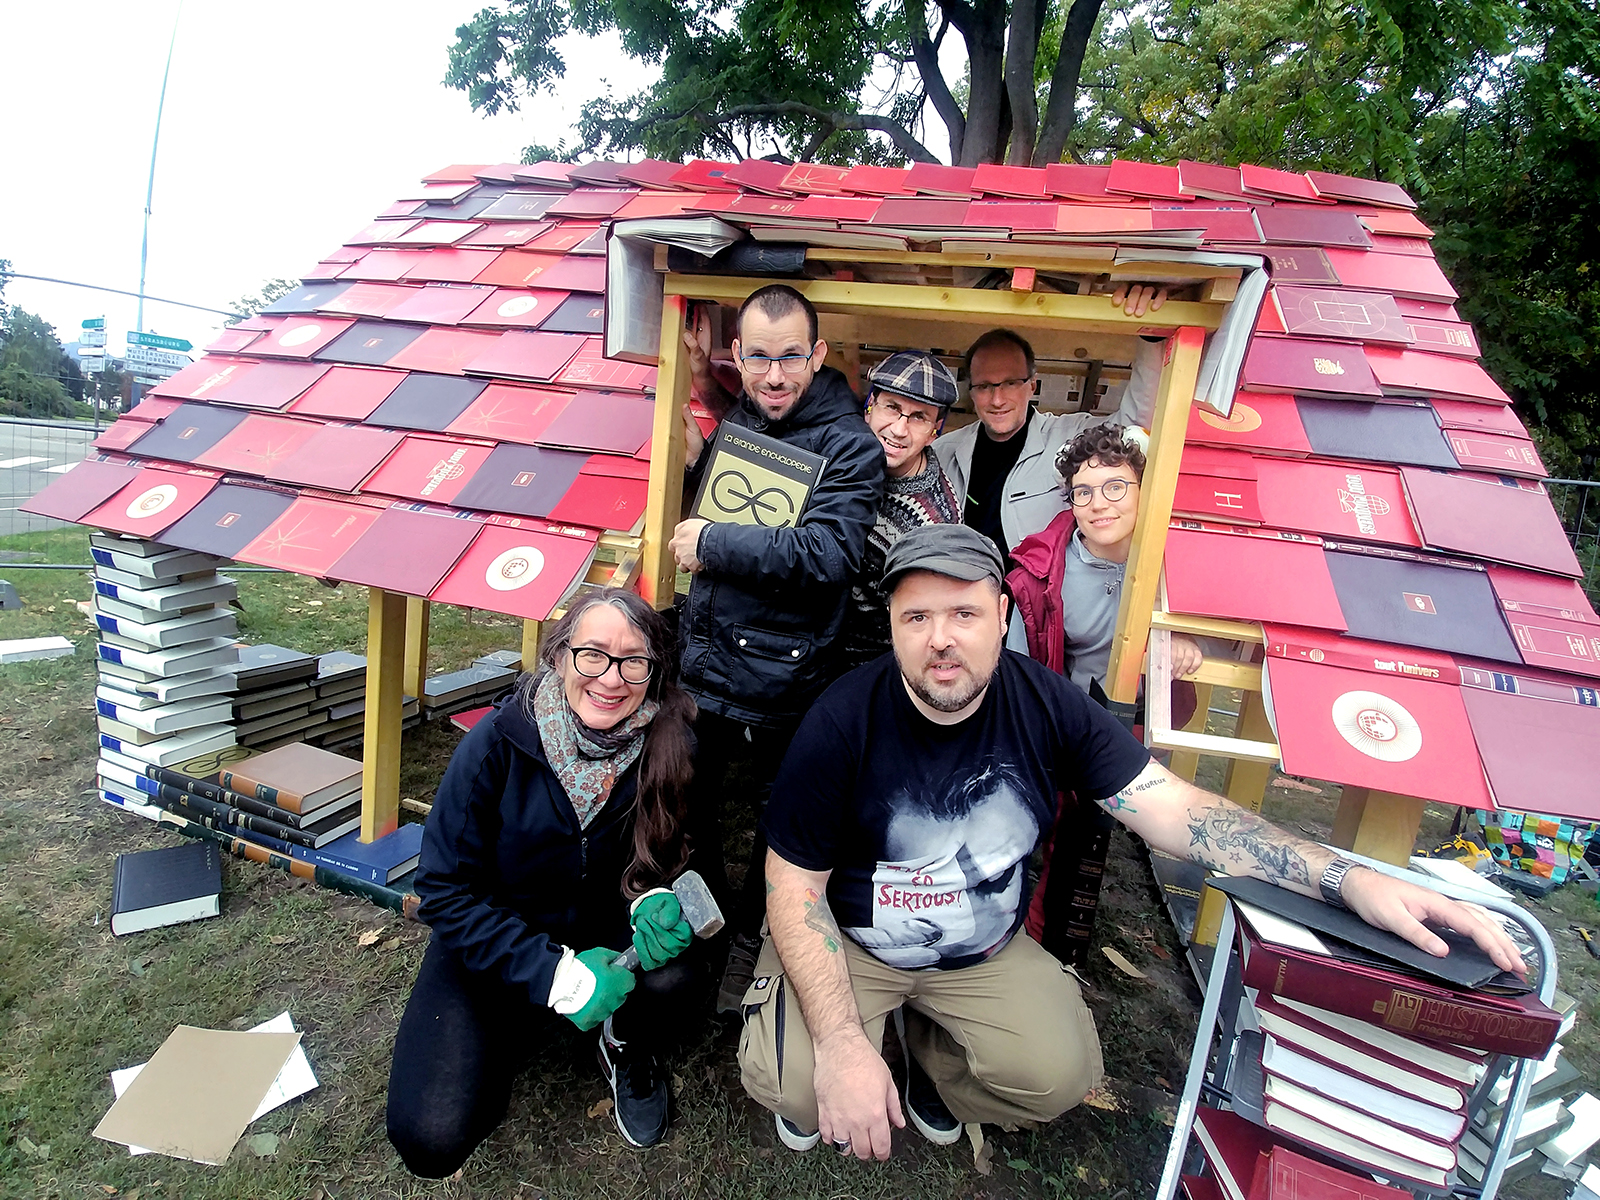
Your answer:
[1323,548,1521,663]
[1399,468,1582,577]
[93,1025,300,1165]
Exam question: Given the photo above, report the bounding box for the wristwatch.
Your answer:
[1319,857,1360,909]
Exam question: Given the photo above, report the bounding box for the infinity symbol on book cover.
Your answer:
[710,470,796,527]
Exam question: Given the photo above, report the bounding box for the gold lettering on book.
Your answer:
[1385,990,1421,1030]
[1313,357,1346,375]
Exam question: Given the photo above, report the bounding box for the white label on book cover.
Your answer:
[125,485,179,520]
[485,545,546,591]
[1330,689,1423,762]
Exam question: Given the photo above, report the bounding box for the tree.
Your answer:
[226,278,298,326]
[445,0,1117,167]
[0,308,75,418]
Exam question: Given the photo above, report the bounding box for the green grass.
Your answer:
[0,541,1595,1199]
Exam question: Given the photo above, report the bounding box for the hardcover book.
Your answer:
[290,823,424,885]
[110,841,222,936]
[691,426,827,530]
[220,742,362,815]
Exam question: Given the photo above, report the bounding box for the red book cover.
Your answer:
[1193,1107,1281,1200]
[326,506,479,596]
[966,201,1058,231]
[1269,287,1412,344]
[150,356,257,402]
[721,159,794,195]
[1153,207,1261,242]
[536,391,654,455]
[792,195,883,223]
[1056,206,1155,234]
[509,161,577,188]
[384,327,504,376]
[1366,346,1509,404]
[125,397,184,422]
[1044,163,1131,202]
[1240,337,1382,398]
[471,250,567,289]
[905,163,977,197]
[780,162,851,194]
[1393,296,1458,320]
[430,521,600,620]
[92,419,155,453]
[210,360,332,411]
[156,481,297,560]
[314,322,425,371]
[272,423,404,493]
[19,458,141,522]
[840,165,912,195]
[1400,467,1580,576]
[867,198,971,227]
[384,283,494,326]
[555,339,657,390]
[206,327,264,355]
[1405,317,1479,358]
[460,288,572,330]
[547,471,648,532]
[361,435,494,507]
[1429,398,1523,434]
[611,193,695,221]
[580,454,651,481]
[1487,564,1599,625]
[1353,210,1433,239]
[347,218,418,246]
[1106,159,1185,200]
[614,159,686,189]
[1262,653,1491,807]
[1176,160,1251,201]
[1240,163,1325,203]
[315,282,414,319]
[1254,208,1373,249]
[194,415,320,477]
[1368,234,1432,258]
[666,159,740,192]
[1459,681,1600,823]
[448,443,589,518]
[1444,429,1546,478]
[287,365,405,421]
[1255,458,1422,548]
[466,330,588,382]
[971,163,1049,198]
[1263,624,1457,683]
[1305,171,1417,210]
[1237,904,1557,1056]
[544,188,638,218]
[1506,610,1600,677]
[1321,249,1457,303]
[1164,527,1347,630]
[84,467,219,538]
[341,248,432,282]
[393,220,483,247]
[1257,246,1340,286]
[1187,393,1312,456]
[525,224,603,255]
[1174,467,1263,523]
[124,402,249,463]
[446,383,572,446]
[400,247,502,284]
[529,255,606,293]
[1261,1143,1415,1200]
[236,496,383,576]
[476,191,562,222]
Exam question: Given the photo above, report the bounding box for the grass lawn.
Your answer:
[0,532,1595,1199]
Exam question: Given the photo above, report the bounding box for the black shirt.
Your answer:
[962,409,1033,554]
[763,650,1150,971]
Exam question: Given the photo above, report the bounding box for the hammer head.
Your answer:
[671,870,725,940]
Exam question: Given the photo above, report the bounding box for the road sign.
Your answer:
[80,328,106,347]
[125,344,191,371]
[126,330,193,352]
[82,317,105,329]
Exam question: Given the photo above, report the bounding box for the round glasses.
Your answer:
[1067,478,1138,507]
[568,646,655,685]
[870,395,938,431]
[739,348,817,375]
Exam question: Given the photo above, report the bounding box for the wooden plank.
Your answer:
[1200,275,1240,302]
[521,619,544,673]
[1193,688,1278,946]
[360,587,407,843]
[665,275,1225,334]
[403,596,429,702]
[1168,682,1213,782]
[1151,611,1263,642]
[1010,267,1037,293]
[1105,326,1207,702]
[1331,787,1426,867]
[641,293,691,608]
[1148,728,1280,763]
[1190,657,1261,690]
[804,247,1244,287]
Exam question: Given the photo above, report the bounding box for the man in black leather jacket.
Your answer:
[670,284,886,1008]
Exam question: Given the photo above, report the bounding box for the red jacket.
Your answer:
[1005,510,1074,677]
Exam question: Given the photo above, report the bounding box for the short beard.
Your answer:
[897,654,999,714]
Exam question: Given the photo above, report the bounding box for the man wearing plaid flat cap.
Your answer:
[839,351,964,669]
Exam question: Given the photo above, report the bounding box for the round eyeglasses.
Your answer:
[568,646,655,684]
[870,395,938,431]
[1067,478,1139,507]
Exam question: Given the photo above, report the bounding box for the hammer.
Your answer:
[612,870,726,970]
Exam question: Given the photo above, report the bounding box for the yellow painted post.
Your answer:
[1105,327,1207,703]
[361,587,407,842]
[1331,787,1426,866]
[521,619,544,673]
[1192,688,1277,946]
[403,596,430,702]
[1167,683,1213,781]
[642,292,692,609]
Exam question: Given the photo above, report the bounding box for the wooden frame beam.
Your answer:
[360,587,407,842]
[664,275,1224,335]
[642,294,691,608]
[403,596,429,702]
[1332,787,1426,866]
[803,247,1243,287]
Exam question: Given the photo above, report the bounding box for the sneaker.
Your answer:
[597,1017,669,1148]
[774,1112,820,1152]
[893,1009,962,1145]
[715,931,762,1014]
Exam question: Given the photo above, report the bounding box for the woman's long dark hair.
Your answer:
[520,588,696,899]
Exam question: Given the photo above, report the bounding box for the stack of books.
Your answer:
[229,644,324,750]
[90,534,240,794]
[305,651,368,747]
[1207,874,1567,1192]
[421,657,519,717]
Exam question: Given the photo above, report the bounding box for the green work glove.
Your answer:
[562,947,637,1031]
[630,889,694,972]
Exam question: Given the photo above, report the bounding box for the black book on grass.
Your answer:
[110,841,222,936]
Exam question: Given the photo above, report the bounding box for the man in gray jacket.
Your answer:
[932,289,1166,555]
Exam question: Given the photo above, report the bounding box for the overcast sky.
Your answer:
[0,2,641,360]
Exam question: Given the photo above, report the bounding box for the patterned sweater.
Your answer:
[839,453,962,668]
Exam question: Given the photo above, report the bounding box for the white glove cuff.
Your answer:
[547,947,596,1015]
[628,886,674,919]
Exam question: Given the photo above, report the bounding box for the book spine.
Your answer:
[145,765,305,826]
[218,769,301,812]
[153,783,312,850]
[287,844,384,884]
[1242,942,1559,1057]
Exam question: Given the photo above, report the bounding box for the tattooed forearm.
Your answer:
[1185,804,1314,885]
[1100,774,1164,815]
[802,887,842,953]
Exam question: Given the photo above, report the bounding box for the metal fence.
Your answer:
[0,416,98,568]
[1546,477,1600,601]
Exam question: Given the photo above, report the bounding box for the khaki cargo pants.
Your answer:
[737,930,1103,1130]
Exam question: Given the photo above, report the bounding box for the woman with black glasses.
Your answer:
[387,588,704,1172]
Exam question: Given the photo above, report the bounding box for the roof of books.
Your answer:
[29,155,1599,820]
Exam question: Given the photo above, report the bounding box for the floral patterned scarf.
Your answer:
[532,668,658,828]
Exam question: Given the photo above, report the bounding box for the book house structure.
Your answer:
[28,156,1598,936]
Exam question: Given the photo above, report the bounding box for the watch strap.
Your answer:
[1319,857,1358,909]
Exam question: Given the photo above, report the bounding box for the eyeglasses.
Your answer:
[739,347,817,375]
[1067,478,1139,507]
[870,395,939,431]
[568,645,655,685]
[968,376,1037,401]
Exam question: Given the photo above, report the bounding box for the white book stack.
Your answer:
[89,534,239,804]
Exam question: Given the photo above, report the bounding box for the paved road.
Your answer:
[0,420,100,537]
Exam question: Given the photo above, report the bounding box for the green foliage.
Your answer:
[0,308,75,419]
[226,278,298,326]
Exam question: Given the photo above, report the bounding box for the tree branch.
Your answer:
[716,102,939,162]
[906,0,966,162]
[1003,0,1042,163]
[1033,0,1106,166]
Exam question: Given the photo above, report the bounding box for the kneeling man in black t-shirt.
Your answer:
[738,523,1525,1161]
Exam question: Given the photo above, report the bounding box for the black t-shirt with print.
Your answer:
[763,649,1150,971]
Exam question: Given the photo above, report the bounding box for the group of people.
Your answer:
[385,284,1526,1171]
